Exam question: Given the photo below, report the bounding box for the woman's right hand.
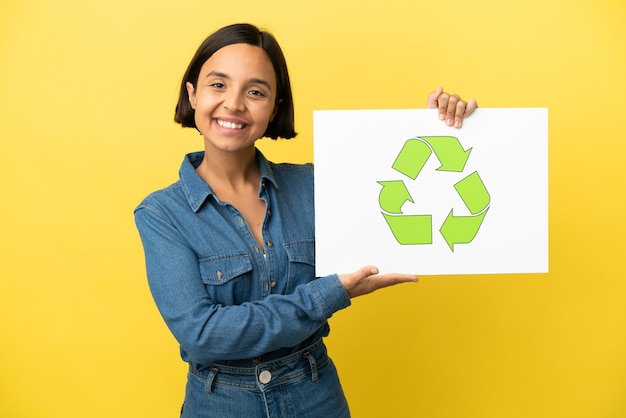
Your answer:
[339,266,419,298]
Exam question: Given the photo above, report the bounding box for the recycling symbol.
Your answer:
[377,136,490,251]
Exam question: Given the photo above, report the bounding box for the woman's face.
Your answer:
[186,43,278,154]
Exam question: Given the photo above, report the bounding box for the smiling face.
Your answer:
[186,43,278,154]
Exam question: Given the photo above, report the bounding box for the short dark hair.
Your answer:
[174,23,297,140]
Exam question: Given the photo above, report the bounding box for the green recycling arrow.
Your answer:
[439,209,488,251]
[439,171,490,251]
[454,171,490,214]
[382,213,433,245]
[378,180,413,214]
[391,136,472,179]
[392,138,432,179]
[420,136,472,172]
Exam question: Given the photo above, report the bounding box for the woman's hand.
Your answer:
[427,86,478,129]
[339,266,419,298]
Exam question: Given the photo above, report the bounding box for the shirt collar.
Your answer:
[179,149,278,212]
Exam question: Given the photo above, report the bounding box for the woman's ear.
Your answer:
[186,82,197,109]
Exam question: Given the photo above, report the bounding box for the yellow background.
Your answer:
[1,0,625,417]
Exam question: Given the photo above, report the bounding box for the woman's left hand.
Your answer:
[427,86,478,129]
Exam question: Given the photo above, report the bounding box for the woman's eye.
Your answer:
[249,89,266,97]
[210,83,225,89]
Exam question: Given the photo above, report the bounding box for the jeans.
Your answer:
[181,340,351,418]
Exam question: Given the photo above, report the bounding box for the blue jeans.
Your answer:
[181,340,351,418]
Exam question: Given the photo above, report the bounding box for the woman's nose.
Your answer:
[223,90,245,112]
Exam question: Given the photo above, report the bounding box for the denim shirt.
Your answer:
[134,150,351,370]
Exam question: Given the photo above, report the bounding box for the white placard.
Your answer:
[313,108,548,276]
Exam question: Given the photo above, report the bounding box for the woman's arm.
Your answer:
[134,204,351,366]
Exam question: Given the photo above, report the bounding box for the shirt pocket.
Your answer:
[198,252,253,305]
[284,240,316,290]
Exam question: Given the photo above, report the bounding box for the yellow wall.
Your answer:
[1,0,625,417]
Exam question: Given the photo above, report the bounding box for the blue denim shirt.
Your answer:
[134,150,351,371]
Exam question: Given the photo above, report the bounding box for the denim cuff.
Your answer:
[308,274,351,318]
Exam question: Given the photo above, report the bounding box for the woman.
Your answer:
[135,23,477,418]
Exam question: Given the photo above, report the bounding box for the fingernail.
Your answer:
[454,121,461,128]
[446,118,453,125]
[439,113,445,120]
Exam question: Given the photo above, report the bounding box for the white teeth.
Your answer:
[217,119,244,129]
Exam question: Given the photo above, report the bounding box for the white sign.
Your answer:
[313,108,548,276]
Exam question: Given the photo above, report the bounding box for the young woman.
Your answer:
[135,23,477,418]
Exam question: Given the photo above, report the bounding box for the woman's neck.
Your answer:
[195,145,260,191]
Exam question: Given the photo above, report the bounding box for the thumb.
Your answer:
[339,266,379,290]
[361,266,379,277]
[426,86,443,109]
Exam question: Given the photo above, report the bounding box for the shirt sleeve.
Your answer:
[134,203,351,366]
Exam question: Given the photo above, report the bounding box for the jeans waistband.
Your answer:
[188,339,327,393]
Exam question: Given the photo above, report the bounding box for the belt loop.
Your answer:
[303,351,318,382]
[205,367,218,394]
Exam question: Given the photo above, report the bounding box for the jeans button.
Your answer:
[259,370,272,384]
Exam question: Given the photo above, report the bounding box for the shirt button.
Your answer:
[237,216,244,224]
[266,240,272,248]
[264,282,269,292]
[259,370,272,384]
[270,281,276,288]
[216,271,223,279]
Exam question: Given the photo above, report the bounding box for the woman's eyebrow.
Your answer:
[207,71,228,79]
